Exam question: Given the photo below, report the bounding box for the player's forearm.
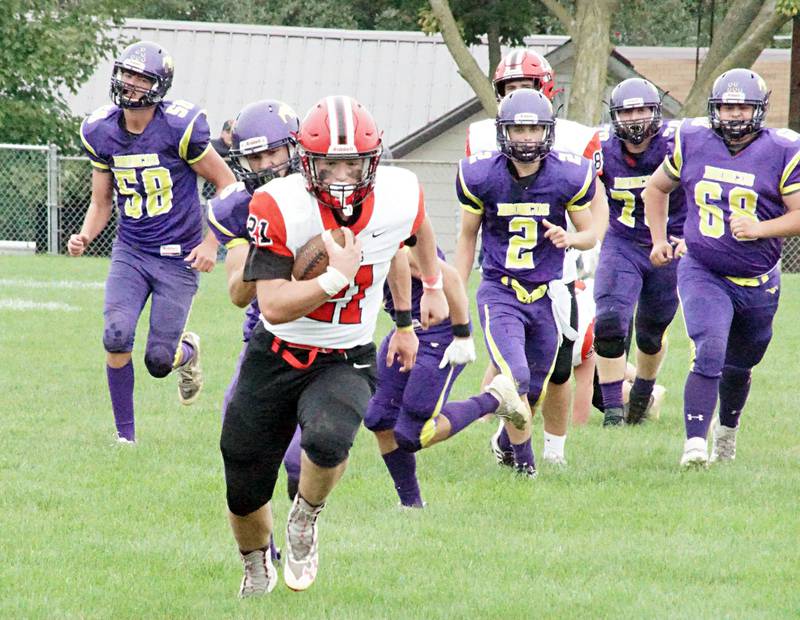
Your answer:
[752,210,800,239]
[409,216,441,280]
[454,233,477,287]
[257,279,332,325]
[643,186,670,243]
[590,179,609,241]
[441,261,470,325]
[79,202,112,243]
[567,229,596,251]
[387,251,412,311]
[228,270,256,308]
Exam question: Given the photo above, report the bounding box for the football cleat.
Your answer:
[177,332,203,406]
[115,436,136,446]
[625,393,654,425]
[514,461,538,479]
[543,451,567,467]
[284,495,324,591]
[239,547,278,598]
[486,374,529,430]
[710,424,737,462]
[680,437,709,469]
[603,406,625,427]
[490,421,515,468]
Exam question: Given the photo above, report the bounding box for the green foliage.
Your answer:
[776,0,800,16]
[0,1,125,153]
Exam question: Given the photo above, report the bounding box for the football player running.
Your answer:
[68,41,235,443]
[208,99,304,507]
[594,78,686,427]
[365,244,528,508]
[220,96,448,596]
[455,89,597,477]
[644,69,800,468]
[466,49,608,467]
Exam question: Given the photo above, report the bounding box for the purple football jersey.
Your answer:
[208,183,260,341]
[383,247,452,337]
[80,99,211,258]
[601,121,686,243]
[457,150,595,287]
[665,119,800,277]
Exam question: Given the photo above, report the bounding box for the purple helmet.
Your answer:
[229,100,300,193]
[708,68,770,143]
[609,78,662,145]
[495,88,555,163]
[110,41,174,109]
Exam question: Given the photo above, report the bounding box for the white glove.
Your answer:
[438,336,477,369]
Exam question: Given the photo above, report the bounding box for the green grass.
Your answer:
[1,255,799,619]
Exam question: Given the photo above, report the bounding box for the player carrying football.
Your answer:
[68,41,235,443]
[220,96,448,596]
[644,69,800,467]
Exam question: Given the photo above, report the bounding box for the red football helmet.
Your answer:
[297,95,383,214]
[493,50,556,101]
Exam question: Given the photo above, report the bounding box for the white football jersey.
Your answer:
[248,167,424,348]
[465,117,603,284]
[572,279,596,367]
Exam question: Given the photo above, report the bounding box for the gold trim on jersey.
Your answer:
[419,365,456,448]
[780,150,800,195]
[458,160,484,214]
[566,165,593,211]
[498,203,550,217]
[500,277,548,304]
[702,165,755,187]
[180,108,209,163]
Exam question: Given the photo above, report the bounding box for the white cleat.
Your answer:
[710,424,737,463]
[284,495,324,591]
[489,420,515,468]
[115,436,136,446]
[680,437,709,469]
[177,331,204,406]
[239,547,278,598]
[543,451,567,467]
[486,374,529,431]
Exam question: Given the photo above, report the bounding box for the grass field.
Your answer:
[1,254,799,619]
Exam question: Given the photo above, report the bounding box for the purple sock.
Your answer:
[382,448,422,507]
[441,393,498,438]
[512,439,534,468]
[684,371,718,439]
[600,379,624,409]
[107,361,135,441]
[178,341,195,367]
[718,366,751,429]
[497,425,512,452]
[630,377,656,400]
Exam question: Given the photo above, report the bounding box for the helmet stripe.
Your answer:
[333,96,348,145]
[341,97,355,147]
[325,97,340,148]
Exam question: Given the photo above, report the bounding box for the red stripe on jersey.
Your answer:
[248,192,292,257]
[584,131,603,175]
[410,185,426,236]
[582,318,595,361]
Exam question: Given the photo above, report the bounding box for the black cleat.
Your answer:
[625,394,655,425]
[603,406,625,427]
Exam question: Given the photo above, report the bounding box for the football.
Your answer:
[292,227,347,280]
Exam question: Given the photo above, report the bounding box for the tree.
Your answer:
[0,1,125,152]
[680,0,799,115]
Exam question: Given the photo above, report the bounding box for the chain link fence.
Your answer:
[1,143,799,272]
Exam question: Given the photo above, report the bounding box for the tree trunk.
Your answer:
[567,0,617,125]
[790,15,800,132]
[428,0,497,116]
[487,21,501,81]
[681,1,791,116]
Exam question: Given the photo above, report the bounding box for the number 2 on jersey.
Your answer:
[307,265,374,324]
[505,217,537,269]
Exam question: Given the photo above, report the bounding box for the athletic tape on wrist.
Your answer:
[317,266,350,296]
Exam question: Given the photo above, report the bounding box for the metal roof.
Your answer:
[67,19,568,147]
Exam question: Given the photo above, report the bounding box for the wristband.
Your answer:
[394,309,413,329]
[422,272,443,291]
[451,323,471,338]
[317,266,350,296]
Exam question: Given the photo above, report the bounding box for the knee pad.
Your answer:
[103,312,135,353]
[548,342,573,385]
[635,318,669,355]
[301,428,352,469]
[691,336,727,377]
[364,393,398,432]
[594,313,627,358]
[144,344,173,378]
[393,411,426,453]
[721,365,751,386]
[594,336,626,359]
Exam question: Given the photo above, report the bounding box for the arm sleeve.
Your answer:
[247,191,293,257]
[456,160,484,215]
[179,109,212,164]
[243,245,294,282]
[780,148,800,196]
[566,163,596,212]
